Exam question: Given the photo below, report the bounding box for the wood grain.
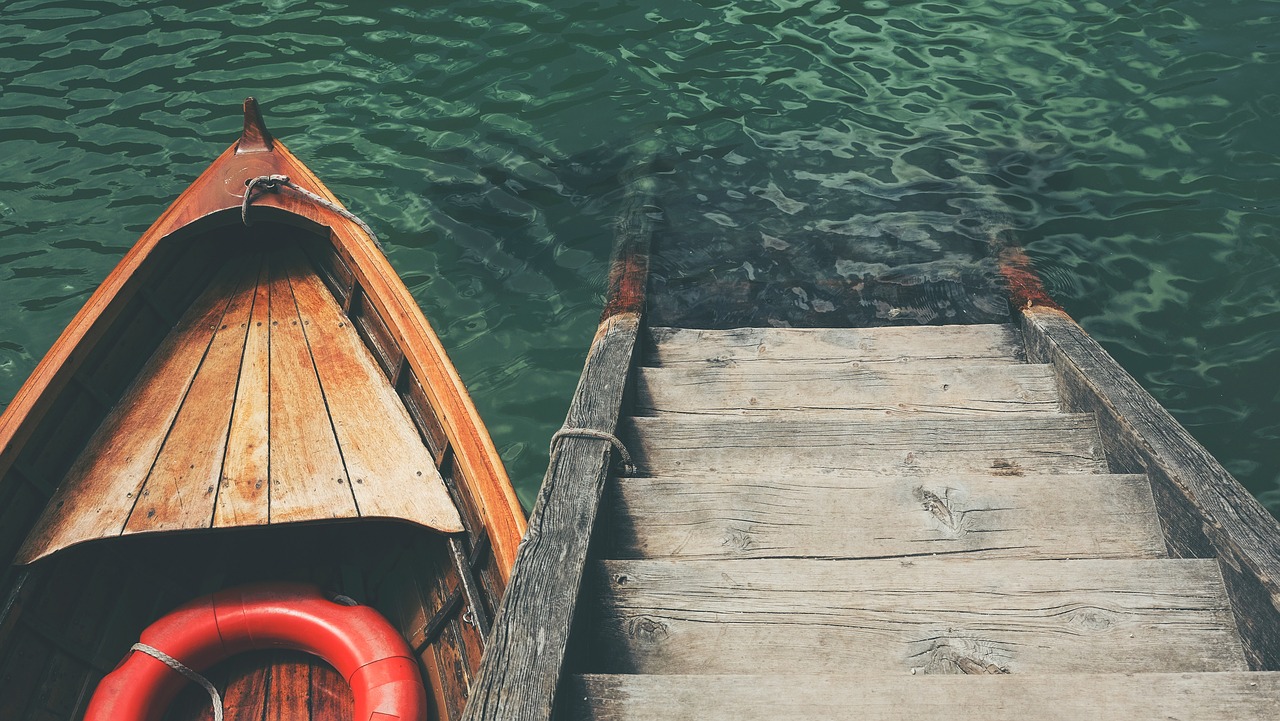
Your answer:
[565,672,1280,721]
[124,260,260,533]
[1022,306,1280,669]
[607,474,1166,561]
[15,265,242,563]
[267,252,356,524]
[461,313,639,721]
[645,325,1025,367]
[623,413,1108,477]
[215,261,272,528]
[636,362,1059,417]
[287,247,462,533]
[590,558,1248,675]
[1,99,524,576]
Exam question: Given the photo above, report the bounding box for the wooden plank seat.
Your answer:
[17,243,462,563]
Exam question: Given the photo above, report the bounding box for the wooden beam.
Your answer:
[461,313,640,721]
[1020,306,1280,669]
[565,672,1280,721]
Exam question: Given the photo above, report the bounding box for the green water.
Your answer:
[1,0,1277,513]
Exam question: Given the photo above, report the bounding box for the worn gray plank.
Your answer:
[1021,307,1280,670]
[623,414,1108,477]
[606,474,1166,561]
[645,325,1025,367]
[461,313,639,721]
[589,558,1247,675]
[636,363,1059,417]
[565,672,1280,721]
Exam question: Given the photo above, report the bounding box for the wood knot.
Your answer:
[627,616,670,644]
[1066,606,1115,632]
[913,486,961,533]
[910,636,1011,675]
[721,527,754,552]
[990,458,1024,476]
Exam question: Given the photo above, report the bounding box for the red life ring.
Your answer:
[84,581,428,721]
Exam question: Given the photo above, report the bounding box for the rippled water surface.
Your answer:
[2,0,1278,512]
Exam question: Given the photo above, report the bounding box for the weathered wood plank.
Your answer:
[565,672,1280,721]
[590,558,1247,675]
[1021,306,1280,670]
[461,313,639,721]
[636,363,1058,417]
[214,261,272,528]
[15,264,243,563]
[606,474,1166,561]
[288,247,462,533]
[267,253,356,523]
[623,414,1107,477]
[125,259,261,533]
[645,325,1025,367]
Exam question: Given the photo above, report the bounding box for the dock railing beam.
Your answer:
[461,160,656,721]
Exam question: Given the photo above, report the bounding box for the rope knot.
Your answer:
[550,428,636,476]
[241,174,290,226]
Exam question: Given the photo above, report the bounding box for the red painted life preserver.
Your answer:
[84,581,428,721]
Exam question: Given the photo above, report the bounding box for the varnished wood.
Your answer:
[590,558,1247,675]
[1,99,522,574]
[123,259,260,533]
[266,251,357,524]
[0,99,526,721]
[566,673,1280,721]
[215,262,272,528]
[286,246,461,531]
[15,267,243,561]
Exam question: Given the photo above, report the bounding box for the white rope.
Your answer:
[550,427,636,476]
[242,174,384,250]
[131,643,223,721]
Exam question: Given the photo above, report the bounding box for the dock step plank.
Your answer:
[606,474,1166,561]
[622,414,1107,477]
[645,325,1025,367]
[589,558,1247,675]
[636,363,1059,417]
[565,672,1280,721]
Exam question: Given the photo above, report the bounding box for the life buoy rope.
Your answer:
[84,582,428,721]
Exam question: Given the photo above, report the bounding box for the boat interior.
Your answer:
[0,216,505,721]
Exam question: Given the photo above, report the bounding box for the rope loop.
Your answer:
[131,643,224,721]
[550,427,636,476]
[241,174,383,249]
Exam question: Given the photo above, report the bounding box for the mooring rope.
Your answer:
[131,643,224,721]
[242,174,383,250]
[550,427,636,476]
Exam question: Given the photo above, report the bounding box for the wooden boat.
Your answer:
[460,177,1280,719]
[0,99,526,721]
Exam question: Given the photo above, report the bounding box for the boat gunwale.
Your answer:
[0,103,525,578]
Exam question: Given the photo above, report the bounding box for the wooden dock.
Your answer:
[461,181,1280,719]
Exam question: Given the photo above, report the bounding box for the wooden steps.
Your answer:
[624,414,1108,476]
[568,323,1273,719]
[606,474,1167,560]
[636,363,1059,416]
[588,558,1246,675]
[565,673,1280,721]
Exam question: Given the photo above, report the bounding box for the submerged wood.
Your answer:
[467,158,1280,717]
